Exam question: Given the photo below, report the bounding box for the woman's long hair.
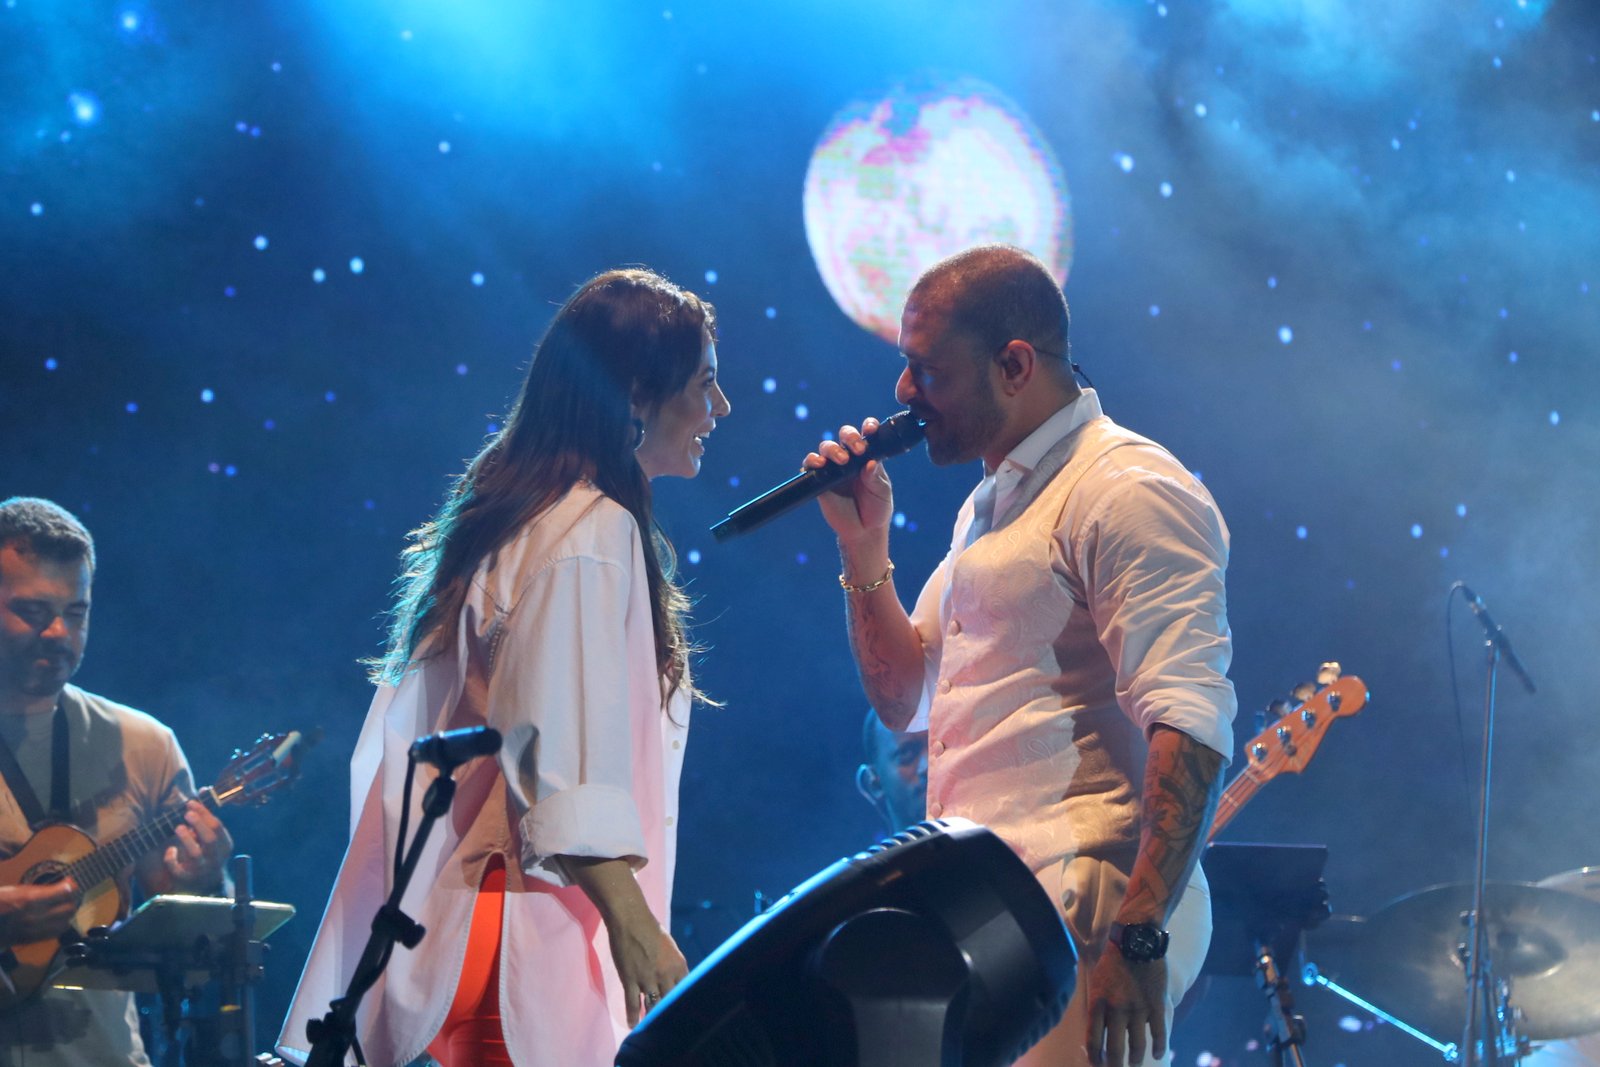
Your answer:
[375,268,715,703]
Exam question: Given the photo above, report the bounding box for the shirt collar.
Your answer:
[985,388,1103,481]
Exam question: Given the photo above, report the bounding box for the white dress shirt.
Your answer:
[280,483,688,1067]
[908,389,1235,872]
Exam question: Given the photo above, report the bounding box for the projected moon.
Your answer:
[803,77,1073,345]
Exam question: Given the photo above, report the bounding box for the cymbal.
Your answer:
[1540,866,1600,902]
[1309,882,1600,1041]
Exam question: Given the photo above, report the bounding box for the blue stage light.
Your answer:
[68,92,101,126]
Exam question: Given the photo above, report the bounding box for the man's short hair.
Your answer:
[0,497,96,571]
[909,244,1071,360]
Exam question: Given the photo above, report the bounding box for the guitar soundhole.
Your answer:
[25,862,73,893]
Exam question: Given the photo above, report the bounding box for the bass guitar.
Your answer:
[1209,674,1368,841]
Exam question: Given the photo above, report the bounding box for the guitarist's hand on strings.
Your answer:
[0,881,78,947]
[147,799,233,894]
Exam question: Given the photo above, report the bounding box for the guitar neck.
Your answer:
[63,787,221,893]
[1209,767,1268,842]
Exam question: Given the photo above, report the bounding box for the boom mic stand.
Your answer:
[1456,583,1536,1067]
[303,727,501,1067]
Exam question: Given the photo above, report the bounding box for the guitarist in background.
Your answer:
[0,497,232,1065]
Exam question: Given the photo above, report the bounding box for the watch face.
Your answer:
[1115,923,1170,961]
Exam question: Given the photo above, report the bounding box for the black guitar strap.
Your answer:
[50,703,70,820]
[0,703,72,829]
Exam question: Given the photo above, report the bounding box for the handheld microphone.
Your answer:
[710,411,926,542]
[409,726,503,770]
[1458,584,1537,694]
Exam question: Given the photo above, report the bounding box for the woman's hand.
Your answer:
[563,854,688,1026]
[604,906,689,1026]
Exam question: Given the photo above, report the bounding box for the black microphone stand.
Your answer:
[302,764,459,1067]
[1457,584,1536,1067]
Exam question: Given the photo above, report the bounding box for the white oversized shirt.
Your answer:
[279,484,688,1067]
[908,390,1235,872]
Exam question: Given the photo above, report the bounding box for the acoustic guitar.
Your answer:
[0,729,314,1011]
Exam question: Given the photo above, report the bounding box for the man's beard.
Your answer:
[924,379,1005,467]
[9,646,77,697]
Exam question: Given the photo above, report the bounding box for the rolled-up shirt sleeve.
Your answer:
[1075,468,1236,762]
[487,550,648,885]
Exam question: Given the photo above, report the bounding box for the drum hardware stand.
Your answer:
[1256,940,1307,1067]
[1457,584,1537,1067]
[1299,962,1460,1060]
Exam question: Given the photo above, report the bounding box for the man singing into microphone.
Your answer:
[805,245,1235,1067]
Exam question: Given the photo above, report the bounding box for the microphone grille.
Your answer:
[872,411,927,456]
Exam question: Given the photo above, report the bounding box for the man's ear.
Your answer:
[992,340,1039,398]
[855,763,884,804]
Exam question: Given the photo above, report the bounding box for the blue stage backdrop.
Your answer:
[3,2,1597,1063]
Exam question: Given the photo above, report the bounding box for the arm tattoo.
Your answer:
[1123,728,1225,922]
[844,590,920,728]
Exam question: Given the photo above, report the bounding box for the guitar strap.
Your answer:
[51,702,70,820]
[0,703,72,829]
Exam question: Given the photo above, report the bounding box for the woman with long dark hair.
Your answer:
[280,268,731,1067]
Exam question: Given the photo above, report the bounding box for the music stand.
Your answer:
[57,857,293,1067]
[1200,843,1330,1066]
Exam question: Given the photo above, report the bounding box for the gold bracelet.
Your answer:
[839,560,894,594]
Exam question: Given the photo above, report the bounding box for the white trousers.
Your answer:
[1013,853,1212,1067]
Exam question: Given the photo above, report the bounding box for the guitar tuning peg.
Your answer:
[1316,662,1341,685]
[1255,697,1291,732]
[1289,681,1317,703]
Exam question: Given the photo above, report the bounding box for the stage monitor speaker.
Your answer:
[616,817,1076,1067]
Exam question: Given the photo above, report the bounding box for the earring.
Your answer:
[631,418,646,451]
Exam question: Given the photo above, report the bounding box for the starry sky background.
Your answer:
[3,1,1597,1063]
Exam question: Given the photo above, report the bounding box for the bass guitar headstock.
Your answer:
[1240,675,1367,781]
